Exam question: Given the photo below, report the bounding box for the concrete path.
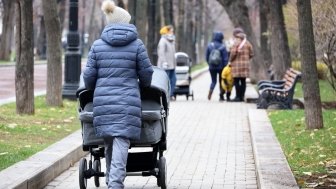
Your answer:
[45,71,259,189]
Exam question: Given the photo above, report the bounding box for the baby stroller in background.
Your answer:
[174,52,194,100]
[76,67,170,189]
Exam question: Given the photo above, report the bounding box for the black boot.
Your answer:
[208,90,213,100]
[219,91,225,101]
[226,92,231,101]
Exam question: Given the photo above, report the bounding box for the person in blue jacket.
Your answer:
[206,31,229,101]
[83,1,153,188]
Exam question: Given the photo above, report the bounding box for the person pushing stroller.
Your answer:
[83,0,154,188]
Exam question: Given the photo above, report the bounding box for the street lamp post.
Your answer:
[62,0,81,100]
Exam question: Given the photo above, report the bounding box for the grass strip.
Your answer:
[0,96,80,171]
[268,109,336,187]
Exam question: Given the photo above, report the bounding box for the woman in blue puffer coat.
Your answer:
[83,1,153,188]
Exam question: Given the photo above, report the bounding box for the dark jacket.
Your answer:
[206,32,229,70]
[83,24,154,140]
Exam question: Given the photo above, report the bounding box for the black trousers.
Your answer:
[234,77,246,100]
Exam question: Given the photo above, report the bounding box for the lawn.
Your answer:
[0,96,80,171]
[294,80,336,102]
[269,79,336,188]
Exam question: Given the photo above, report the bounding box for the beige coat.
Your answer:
[157,35,176,70]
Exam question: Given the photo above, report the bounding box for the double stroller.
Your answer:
[174,52,194,100]
[76,67,170,189]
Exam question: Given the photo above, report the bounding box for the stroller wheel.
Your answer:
[158,157,167,189]
[93,159,101,187]
[79,158,87,189]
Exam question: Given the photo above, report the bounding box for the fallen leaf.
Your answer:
[0,152,8,156]
[318,175,328,179]
[303,172,312,176]
[7,123,17,129]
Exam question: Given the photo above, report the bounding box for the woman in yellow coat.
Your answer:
[221,64,234,101]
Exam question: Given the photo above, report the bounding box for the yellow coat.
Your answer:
[221,65,234,92]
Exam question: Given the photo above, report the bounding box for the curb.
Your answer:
[248,109,299,189]
[0,130,87,189]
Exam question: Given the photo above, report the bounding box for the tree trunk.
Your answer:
[163,0,174,26]
[87,0,99,48]
[42,0,63,106]
[195,0,204,64]
[127,0,136,24]
[0,0,15,61]
[134,0,148,42]
[36,16,47,60]
[15,0,35,115]
[259,0,272,68]
[216,0,268,82]
[268,0,291,80]
[58,0,67,32]
[185,0,196,63]
[116,0,125,8]
[147,0,160,65]
[297,0,323,130]
[177,0,185,52]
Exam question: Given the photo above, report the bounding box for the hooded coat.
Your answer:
[83,24,153,140]
[157,35,176,70]
[206,32,229,70]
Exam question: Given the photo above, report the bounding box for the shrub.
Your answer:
[291,61,328,79]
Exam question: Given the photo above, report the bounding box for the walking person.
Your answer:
[83,1,154,188]
[157,25,177,100]
[229,28,254,102]
[206,31,229,101]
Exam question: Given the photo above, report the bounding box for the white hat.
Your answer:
[101,0,131,24]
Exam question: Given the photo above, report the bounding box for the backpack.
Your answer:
[209,43,223,66]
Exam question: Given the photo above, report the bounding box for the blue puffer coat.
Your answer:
[205,32,229,70]
[83,24,154,140]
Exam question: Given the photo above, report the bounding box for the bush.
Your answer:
[291,61,328,79]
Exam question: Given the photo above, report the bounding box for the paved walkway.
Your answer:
[45,71,258,189]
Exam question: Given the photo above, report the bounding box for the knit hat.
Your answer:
[233,27,244,36]
[101,0,131,24]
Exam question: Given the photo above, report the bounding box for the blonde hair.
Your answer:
[160,25,174,35]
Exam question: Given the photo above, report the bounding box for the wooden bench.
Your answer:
[257,68,302,109]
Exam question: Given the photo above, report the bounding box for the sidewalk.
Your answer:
[0,67,299,189]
